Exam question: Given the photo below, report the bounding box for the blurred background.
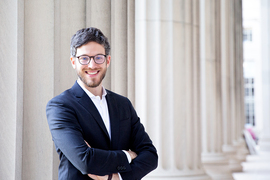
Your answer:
[0,0,270,179]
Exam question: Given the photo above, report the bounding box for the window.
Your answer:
[244,78,255,125]
[243,28,252,42]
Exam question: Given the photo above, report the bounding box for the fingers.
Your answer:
[128,150,137,160]
[112,173,120,180]
[88,174,97,179]
[88,174,108,180]
[84,140,91,147]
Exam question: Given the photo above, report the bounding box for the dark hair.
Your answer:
[70,27,110,57]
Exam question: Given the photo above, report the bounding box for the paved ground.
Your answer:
[233,151,270,180]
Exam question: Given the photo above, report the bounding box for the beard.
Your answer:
[77,68,107,88]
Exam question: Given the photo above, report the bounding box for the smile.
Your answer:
[86,71,99,75]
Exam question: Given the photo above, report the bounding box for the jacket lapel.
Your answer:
[70,82,110,139]
[105,90,120,149]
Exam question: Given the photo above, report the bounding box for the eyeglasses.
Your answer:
[76,54,107,65]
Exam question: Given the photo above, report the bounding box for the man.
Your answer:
[46,27,158,180]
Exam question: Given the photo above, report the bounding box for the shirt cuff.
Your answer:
[122,150,132,163]
[118,173,123,180]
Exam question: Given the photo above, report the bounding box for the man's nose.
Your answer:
[88,58,97,68]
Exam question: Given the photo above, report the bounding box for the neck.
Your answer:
[77,79,103,98]
[87,85,103,98]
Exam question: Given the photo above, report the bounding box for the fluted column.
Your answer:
[23,0,59,179]
[233,0,249,162]
[0,0,24,179]
[229,0,247,170]
[221,0,242,172]
[136,0,210,179]
[110,0,135,103]
[258,0,270,152]
[200,0,233,179]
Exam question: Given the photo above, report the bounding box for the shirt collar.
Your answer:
[77,79,107,99]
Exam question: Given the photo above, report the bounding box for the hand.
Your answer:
[86,142,127,180]
[112,173,120,180]
[88,174,108,180]
[127,150,137,160]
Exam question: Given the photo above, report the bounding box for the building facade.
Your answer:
[242,0,260,128]
[242,0,270,153]
[0,0,248,179]
[257,0,270,152]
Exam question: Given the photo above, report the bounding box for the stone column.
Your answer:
[233,0,249,162]
[230,0,248,170]
[258,0,270,151]
[221,0,243,172]
[15,0,51,179]
[0,0,24,179]
[200,0,233,179]
[136,0,210,179]
[110,0,135,103]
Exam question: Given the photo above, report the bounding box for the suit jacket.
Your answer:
[46,82,158,180]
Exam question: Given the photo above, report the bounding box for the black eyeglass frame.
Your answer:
[76,54,107,65]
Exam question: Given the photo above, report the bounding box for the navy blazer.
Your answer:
[46,82,158,180]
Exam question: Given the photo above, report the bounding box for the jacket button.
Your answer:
[117,166,126,171]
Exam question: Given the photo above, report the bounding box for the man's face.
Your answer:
[71,41,111,89]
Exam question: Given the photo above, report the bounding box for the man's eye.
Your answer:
[80,57,89,61]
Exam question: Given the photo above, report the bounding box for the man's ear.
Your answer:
[70,56,76,69]
[106,55,111,68]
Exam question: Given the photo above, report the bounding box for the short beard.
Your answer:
[77,70,106,88]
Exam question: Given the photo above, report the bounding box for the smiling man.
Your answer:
[46,27,158,180]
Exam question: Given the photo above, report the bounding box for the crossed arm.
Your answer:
[46,97,158,179]
[85,140,137,180]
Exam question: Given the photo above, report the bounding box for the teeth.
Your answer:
[87,71,98,75]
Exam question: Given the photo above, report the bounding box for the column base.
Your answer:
[144,168,211,180]
[235,138,249,162]
[144,175,211,180]
[223,145,243,172]
[228,160,243,172]
[202,153,234,180]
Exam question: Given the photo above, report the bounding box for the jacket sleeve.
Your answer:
[46,97,131,176]
[119,98,158,180]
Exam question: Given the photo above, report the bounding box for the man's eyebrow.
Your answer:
[77,53,104,56]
